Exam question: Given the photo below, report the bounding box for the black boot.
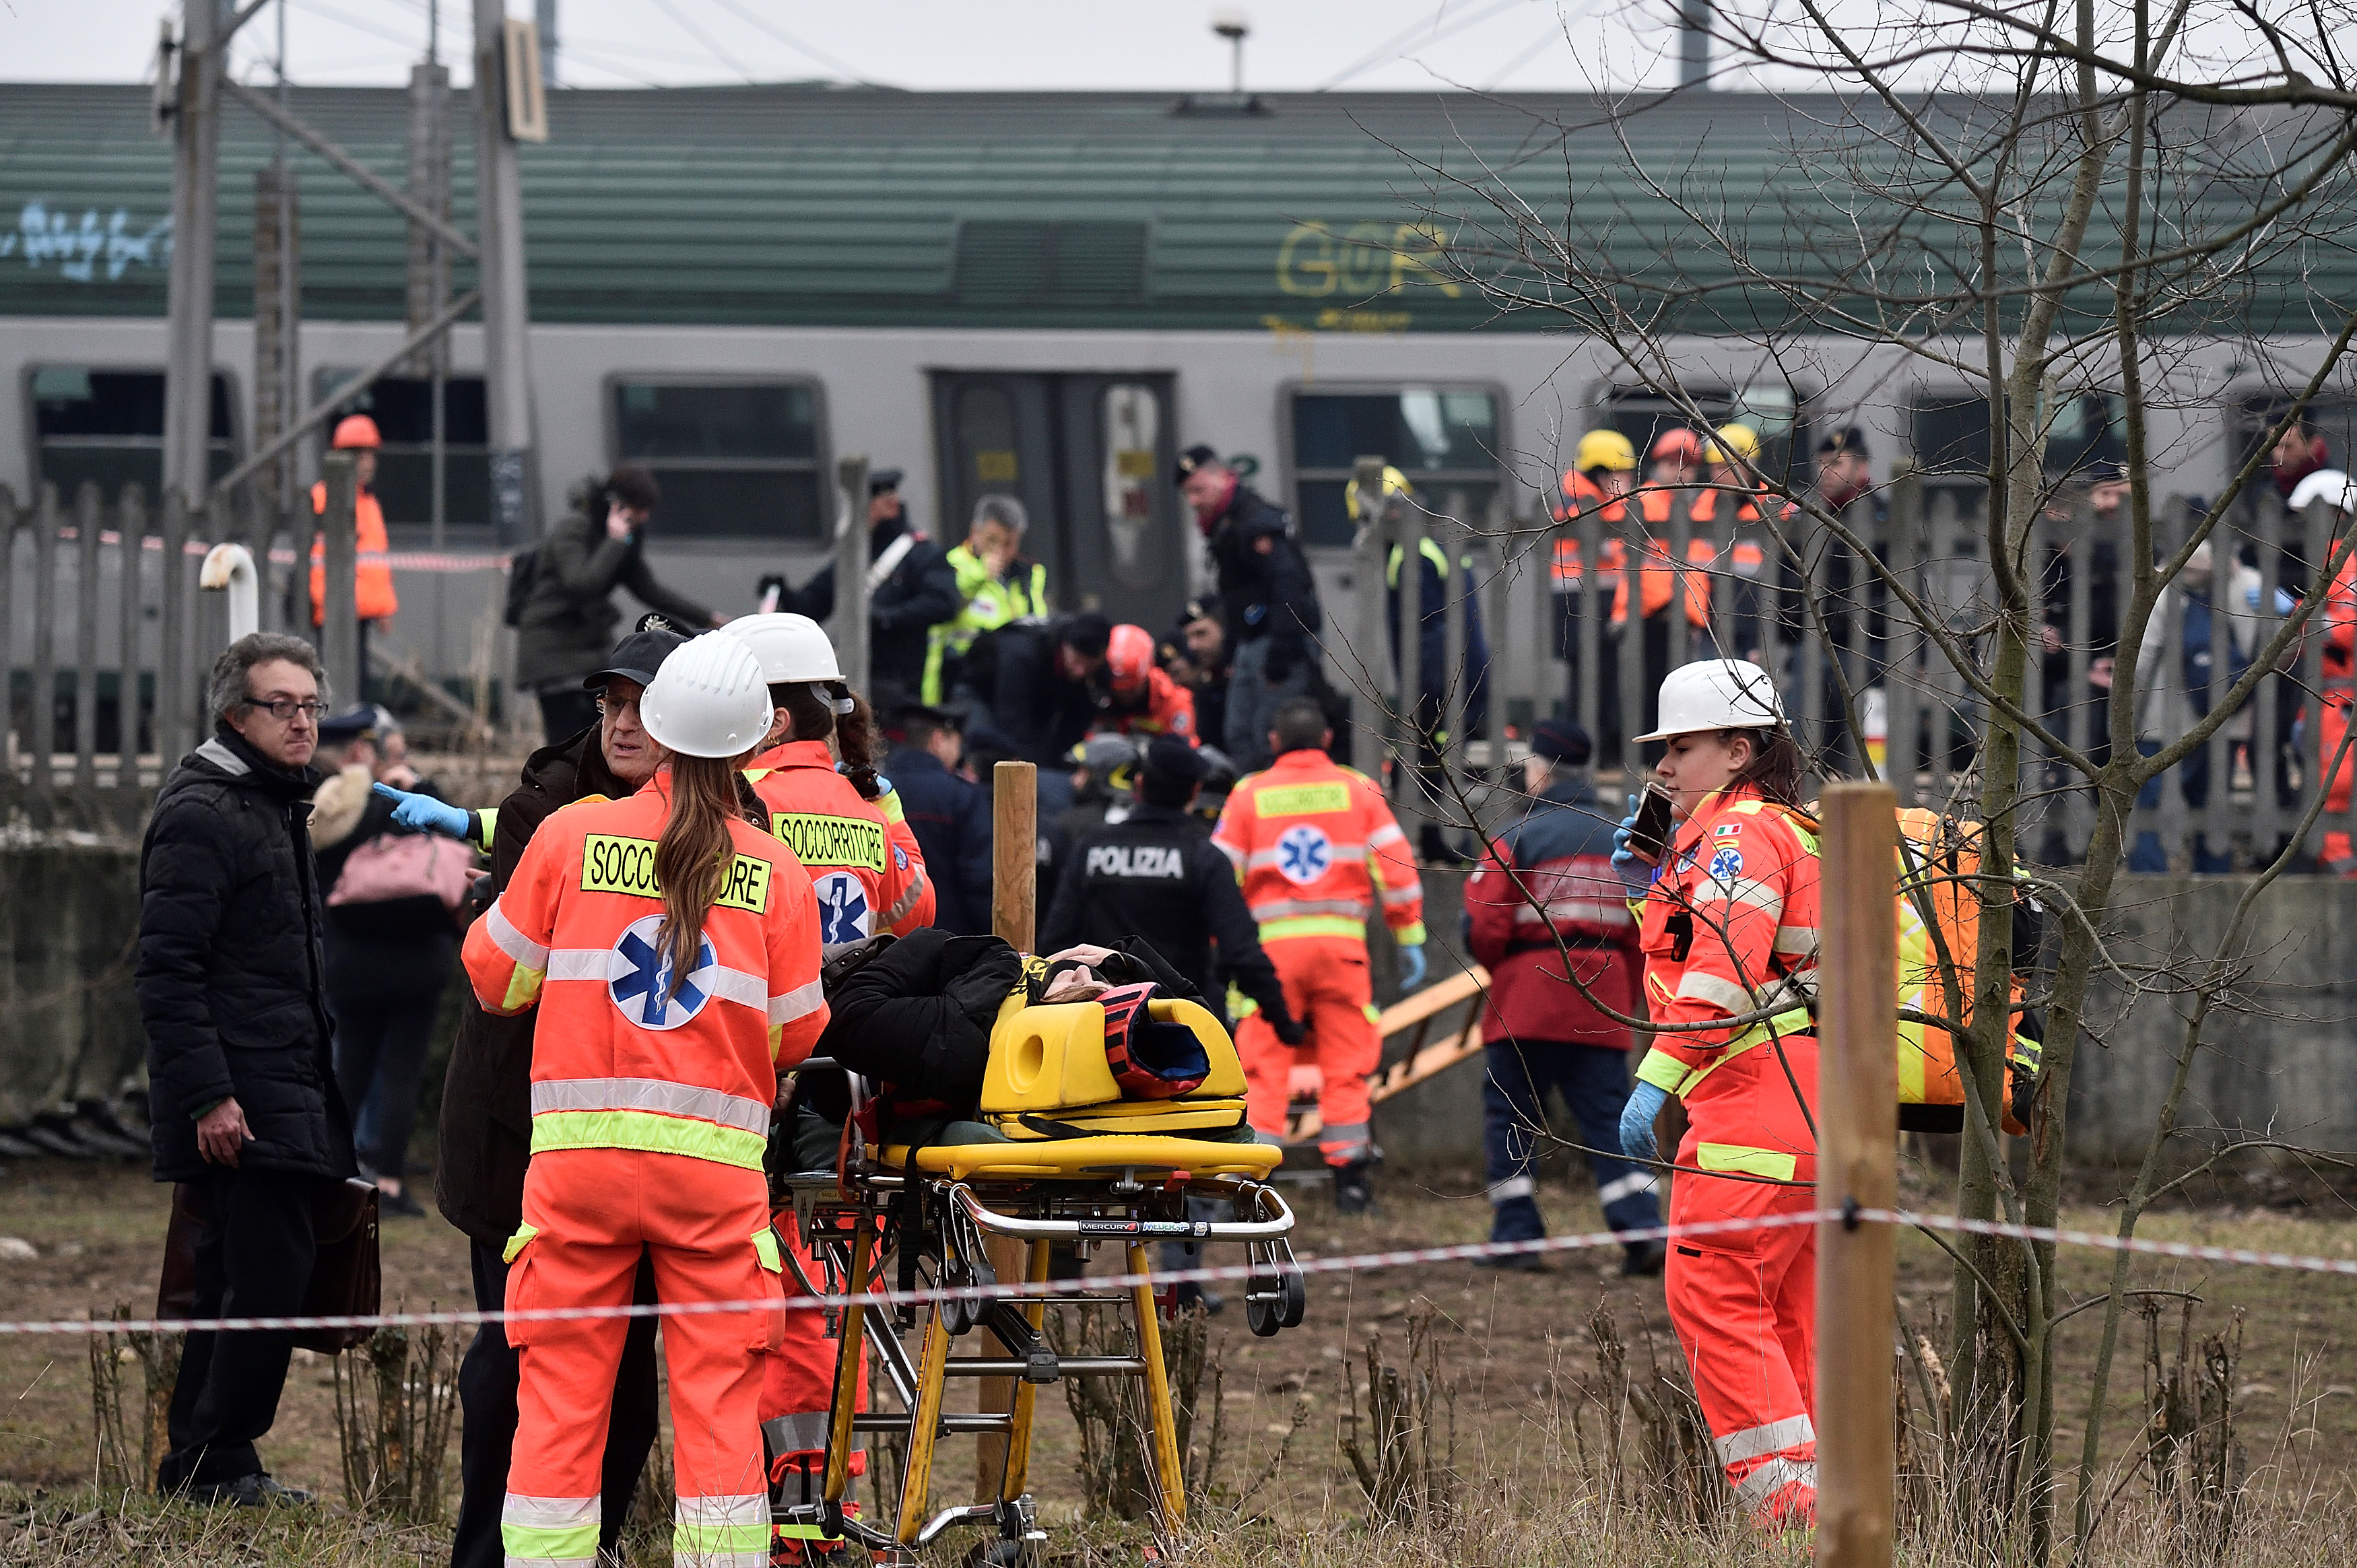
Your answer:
[1621,1238,1667,1277]
[1331,1160,1376,1216]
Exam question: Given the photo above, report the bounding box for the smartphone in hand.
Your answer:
[1624,782,1677,866]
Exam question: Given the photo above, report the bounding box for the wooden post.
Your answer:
[977,759,1037,1495]
[1814,781,1898,1568]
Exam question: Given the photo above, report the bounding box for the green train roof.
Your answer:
[0,81,2342,334]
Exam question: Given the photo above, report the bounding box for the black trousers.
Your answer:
[332,988,444,1181]
[158,1167,324,1489]
[449,1239,662,1568]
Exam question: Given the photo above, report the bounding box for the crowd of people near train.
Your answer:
[125,406,2357,1549]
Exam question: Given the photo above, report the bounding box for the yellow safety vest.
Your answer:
[923,546,1048,704]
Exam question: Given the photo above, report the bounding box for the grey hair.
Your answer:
[971,493,1028,535]
[207,632,329,724]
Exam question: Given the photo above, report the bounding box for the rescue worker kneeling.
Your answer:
[462,629,829,1568]
[1613,659,1822,1530]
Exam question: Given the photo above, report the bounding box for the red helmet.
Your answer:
[331,413,383,450]
[1107,623,1155,692]
[1649,427,1704,463]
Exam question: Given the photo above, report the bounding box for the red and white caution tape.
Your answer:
[48,527,510,573]
[3,1203,2350,1339]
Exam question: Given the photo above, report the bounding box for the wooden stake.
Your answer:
[976,759,1038,1496]
[1814,782,1898,1568]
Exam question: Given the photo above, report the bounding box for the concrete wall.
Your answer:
[7,845,2353,1168]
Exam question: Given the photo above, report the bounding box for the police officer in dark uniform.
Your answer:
[776,467,959,714]
[1041,737,1303,1044]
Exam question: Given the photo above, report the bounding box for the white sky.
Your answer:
[0,0,1747,94]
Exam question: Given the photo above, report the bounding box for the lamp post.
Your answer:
[1212,9,1249,94]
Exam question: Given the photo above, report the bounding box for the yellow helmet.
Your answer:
[1704,422,1761,465]
[1574,428,1638,474]
[1344,464,1412,522]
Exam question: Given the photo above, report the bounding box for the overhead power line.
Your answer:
[1318,0,1537,91]
[693,0,886,86]
[648,0,758,84]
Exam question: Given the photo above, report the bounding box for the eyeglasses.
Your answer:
[246,697,325,722]
[595,693,642,717]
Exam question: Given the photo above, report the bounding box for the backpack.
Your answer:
[501,545,538,628]
[1892,809,2042,1136]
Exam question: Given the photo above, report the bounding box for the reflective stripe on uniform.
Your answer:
[884,864,928,927]
[1259,916,1369,943]
[502,1493,599,1568]
[1634,1005,1814,1096]
[1674,970,1758,1014]
[673,1492,770,1564]
[1247,842,1366,870]
[483,901,549,968]
[1379,881,1421,907]
[764,1411,832,1455]
[1213,838,1244,869]
[1488,1175,1535,1203]
[1250,897,1370,922]
[1696,1142,1799,1182]
[1596,1171,1659,1205]
[1513,897,1636,928]
[530,1077,770,1135]
[1773,924,1820,957]
[768,976,827,1025]
[1731,1454,1818,1509]
[530,1109,768,1169]
[1368,821,1407,849]
[1693,875,1783,918]
[543,947,772,1016]
[1715,1413,1816,1466]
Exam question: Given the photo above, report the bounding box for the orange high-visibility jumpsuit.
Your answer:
[463,774,829,1568]
[2322,550,2357,870]
[1213,749,1424,1167]
[308,480,399,623]
[741,739,923,1505]
[1609,488,1715,632]
[1108,664,1199,743]
[745,739,934,945]
[1630,783,1822,1528]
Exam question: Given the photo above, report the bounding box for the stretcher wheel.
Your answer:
[1277,1268,1306,1328]
[972,1540,1030,1568]
[942,1256,981,1336]
[1246,1276,1283,1338]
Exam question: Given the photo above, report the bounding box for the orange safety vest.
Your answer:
[1211,749,1425,947]
[461,772,830,1172]
[1109,666,1198,743]
[1611,487,1716,630]
[308,481,399,624]
[744,739,934,944]
[1630,785,1821,1098]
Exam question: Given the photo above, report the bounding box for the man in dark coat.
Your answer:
[956,612,1114,809]
[884,705,995,934]
[512,464,719,741]
[139,632,356,1504]
[432,626,681,1568]
[780,467,960,714]
[1460,719,1663,1276]
[1175,447,1324,770]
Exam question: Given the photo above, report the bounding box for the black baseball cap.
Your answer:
[1529,717,1593,765]
[583,625,688,691]
[1173,444,1220,487]
[1817,427,1871,458]
[1059,611,1113,658]
[319,704,395,745]
[1143,735,1208,786]
[869,467,904,495]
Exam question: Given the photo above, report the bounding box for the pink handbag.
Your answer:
[329,831,473,912]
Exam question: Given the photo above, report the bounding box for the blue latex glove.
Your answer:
[372,781,468,838]
[1620,1081,1670,1161]
[1609,792,1652,895]
[1397,943,1428,992]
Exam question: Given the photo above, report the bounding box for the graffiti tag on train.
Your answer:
[0,202,173,283]
[1275,221,1461,300]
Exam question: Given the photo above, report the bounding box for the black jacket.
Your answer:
[883,746,994,935]
[958,616,1105,766]
[1205,483,1323,678]
[806,928,1023,1126]
[787,513,961,691]
[1038,803,1294,1033]
[310,764,460,1006]
[139,726,356,1184]
[513,486,715,687]
[433,725,630,1243]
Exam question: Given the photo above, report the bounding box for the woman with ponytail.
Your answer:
[729,613,935,948]
[461,629,828,1568]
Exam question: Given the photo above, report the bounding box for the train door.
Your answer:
[930,371,1181,632]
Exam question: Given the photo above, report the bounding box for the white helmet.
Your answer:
[725,612,841,683]
[1633,658,1787,743]
[2288,468,2357,514]
[640,631,772,759]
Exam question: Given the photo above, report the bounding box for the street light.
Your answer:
[1211,9,1249,94]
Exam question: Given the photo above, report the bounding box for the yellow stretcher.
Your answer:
[766,989,1306,1565]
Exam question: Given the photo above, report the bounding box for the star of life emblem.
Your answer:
[610,913,716,1031]
[816,871,872,945]
[1276,823,1331,885]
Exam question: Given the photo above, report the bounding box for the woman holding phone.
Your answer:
[1609,658,1824,1530]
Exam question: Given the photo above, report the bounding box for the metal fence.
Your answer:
[1345,456,2348,873]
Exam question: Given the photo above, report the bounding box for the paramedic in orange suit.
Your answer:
[1614,659,1822,1530]
[1213,696,1424,1215]
[462,629,828,1568]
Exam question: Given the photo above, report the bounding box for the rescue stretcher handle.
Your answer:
[947,1182,1295,1242]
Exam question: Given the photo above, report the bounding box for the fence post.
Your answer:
[0,485,15,805]
[1352,456,1391,772]
[74,483,102,794]
[1882,475,1921,807]
[321,450,360,707]
[119,486,147,805]
[834,452,870,695]
[31,483,58,818]
[158,491,191,764]
[1814,780,1898,1568]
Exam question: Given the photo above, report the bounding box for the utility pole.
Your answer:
[535,0,558,88]
[164,0,230,512]
[1679,0,1711,87]
[249,0,299,557]
[475,0,538,545]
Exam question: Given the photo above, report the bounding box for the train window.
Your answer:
[1100,383,1164,592]
[609,378,827,539]
[314,371,491,526]
[1601,384,1810,492]
[29,366,235,497]
[1910,389,2125,502]
[1288,385,1502,547]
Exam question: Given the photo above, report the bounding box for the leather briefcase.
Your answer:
[157,1176,383,1354]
